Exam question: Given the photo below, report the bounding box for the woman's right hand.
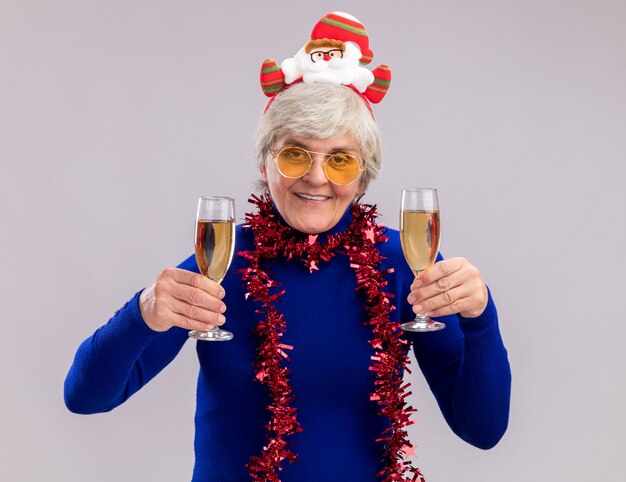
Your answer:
[139,268,227,332]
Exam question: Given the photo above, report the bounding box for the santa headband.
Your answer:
[260,11,391,113]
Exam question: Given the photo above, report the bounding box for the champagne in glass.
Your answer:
[400,188,445,332]
[189,196,235,341]
[195,220,235,282]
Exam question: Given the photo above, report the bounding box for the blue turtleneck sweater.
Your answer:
[64,207,511,481]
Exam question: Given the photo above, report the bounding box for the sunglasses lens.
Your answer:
[275,148,362,184]
[325,154,361,185]
[276,147,311,177]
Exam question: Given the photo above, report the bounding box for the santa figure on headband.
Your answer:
[261,12,391,104]
[281,33,374,93]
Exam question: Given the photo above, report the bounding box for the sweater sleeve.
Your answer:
[410,287,512,449]
[63,257,197,415]
[383,240,512,450]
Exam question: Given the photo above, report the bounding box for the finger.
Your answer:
[166,267,225,298]
[427,296,472,318]
[173,313,218,333]
[416,258,466,287]
[169,282,226,314]
[409,268,466,304]
[170,297,226,326]
[413,284,472,315]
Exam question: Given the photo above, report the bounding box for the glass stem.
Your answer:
[209,277,223,330]
[412,269,426,321]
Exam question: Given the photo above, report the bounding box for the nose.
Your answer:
[302,155,328,185]
[323,53,331,61]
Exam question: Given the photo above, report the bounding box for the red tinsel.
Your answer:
[238,194,425,482]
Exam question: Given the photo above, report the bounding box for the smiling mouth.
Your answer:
[295,193,331,201]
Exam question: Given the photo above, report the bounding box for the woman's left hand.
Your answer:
[407,257,488,319]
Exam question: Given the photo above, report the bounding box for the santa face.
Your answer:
[294,41,361,84]
[304,39,346,72]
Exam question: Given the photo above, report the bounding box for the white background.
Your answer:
[1,1,625,480]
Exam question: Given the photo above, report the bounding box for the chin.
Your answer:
[290,216,332,235]
[293,222,326,235]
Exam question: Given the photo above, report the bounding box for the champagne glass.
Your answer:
[189,196,236,341]
[400,188,445,332]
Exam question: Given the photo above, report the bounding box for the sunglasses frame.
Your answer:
[309,48,344,63]
[270,146,365,186]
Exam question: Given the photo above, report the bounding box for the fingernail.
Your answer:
[408,295,415,304]
[414,304,423,314]
[219,290,225,299]
[218,314,226,324]
[413,279,423,288]
[220,303,226,314]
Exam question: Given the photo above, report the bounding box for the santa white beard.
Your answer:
[281,42,374,93]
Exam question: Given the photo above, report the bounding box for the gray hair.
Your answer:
[254,83,382,191]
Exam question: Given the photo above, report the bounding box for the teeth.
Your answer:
[297,193,328,201]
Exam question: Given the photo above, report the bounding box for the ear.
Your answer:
[260,160,268,182]
[357,179,366,198]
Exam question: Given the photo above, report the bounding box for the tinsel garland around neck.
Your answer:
[238,193,425,482]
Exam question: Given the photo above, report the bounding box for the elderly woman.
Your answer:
[65,12,510,482]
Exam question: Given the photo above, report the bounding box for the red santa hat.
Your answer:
[309,12,374,66]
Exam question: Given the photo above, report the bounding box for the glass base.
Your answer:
[189,328,233,341]
[401,318,445,333]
